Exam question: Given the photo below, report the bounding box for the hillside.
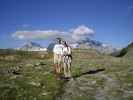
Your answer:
[123,42,133,59]
[117,42,133,59]
[57,49,133,100]
[0,48,133,100]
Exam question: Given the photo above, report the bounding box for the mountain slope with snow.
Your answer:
[19,42,47,51]
[70,38,117,54]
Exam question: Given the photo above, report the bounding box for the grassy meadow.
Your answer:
[0,48,133,100]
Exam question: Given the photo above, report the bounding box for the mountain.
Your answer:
[71,38,117,54]
[19,41,47,51]
[47,38,117,54]
[47,42,55,52]
[117,42,133,58]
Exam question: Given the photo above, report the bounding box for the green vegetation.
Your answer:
[117,42,133,58]
[0,47,133,100]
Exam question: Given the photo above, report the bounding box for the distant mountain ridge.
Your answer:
[19,41,47,51]
[71,38,117,54]
[47,38,117,54]
[47,42,55,52]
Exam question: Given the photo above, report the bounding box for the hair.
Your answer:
[64,41,68,47]
[58,39,61,44]
[56,37,62,44]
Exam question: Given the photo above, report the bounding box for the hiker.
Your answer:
[62,41,72,78]
[53,38,64,75]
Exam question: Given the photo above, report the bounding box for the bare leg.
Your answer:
[54,63,58,74]
[60,62,63,74]
[64,62,67,77]
[56,63,59,74]
[61,62,64,74]
[67,62,71,77]
[53,64,56,74]
[59,63,61,73]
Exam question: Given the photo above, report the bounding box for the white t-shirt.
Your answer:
[53,44,64,55]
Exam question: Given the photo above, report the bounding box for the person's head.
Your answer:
[56,38,62,44]
[63,41,68,47]
[58,39,62,44]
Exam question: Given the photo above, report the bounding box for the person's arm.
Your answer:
[68,47,71,54]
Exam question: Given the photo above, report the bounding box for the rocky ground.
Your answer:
[0,49,133,100]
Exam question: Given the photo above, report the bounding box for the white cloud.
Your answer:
[71,25,94,41]
[12,30,66,40]
[12,25,95,42]
[72,25,94,35]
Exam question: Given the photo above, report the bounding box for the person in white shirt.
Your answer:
[53,38,64,75]
[62,41,72,78]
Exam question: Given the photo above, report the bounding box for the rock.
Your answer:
[35,66,42,70]
[26,63,34,67]
[29,81,40,87]
[95,88,106,100]
[43,72,50,75]
[92,80,96,85]
[10,75,17,79]
[41,92,51,96]
[34,63,40,66]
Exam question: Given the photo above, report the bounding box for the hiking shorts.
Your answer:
[63,55,72,64]
[54,54,63,64]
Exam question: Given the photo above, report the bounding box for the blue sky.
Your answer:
[0,0,133,48]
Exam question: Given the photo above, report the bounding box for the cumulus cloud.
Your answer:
[12,25,95,42]
[71,25,94,41]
